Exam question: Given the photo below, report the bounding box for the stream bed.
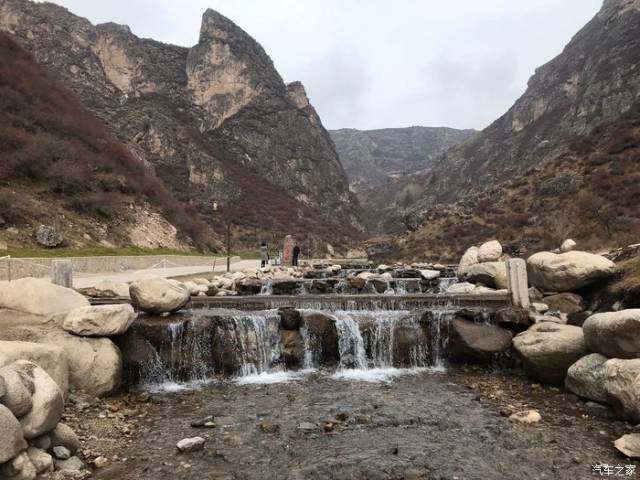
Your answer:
[73,367,638,480]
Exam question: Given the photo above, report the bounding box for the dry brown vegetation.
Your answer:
[0,33,212,249]
[394,103,640,262]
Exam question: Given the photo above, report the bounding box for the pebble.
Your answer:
[509,410,541,425]
[258,422,280,434]
[53,446,71,460]
[93,456,109,468]
[176,437,206,453]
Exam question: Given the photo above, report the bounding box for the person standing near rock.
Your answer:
[292,244,301,267]
[260,242,269,268]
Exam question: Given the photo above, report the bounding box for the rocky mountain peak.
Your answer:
[287,81,310,109]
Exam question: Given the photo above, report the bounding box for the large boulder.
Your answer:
[49,422,81,455]
[62,304,136,337]
[0,327,121,397]
[129,277,190,314]
[565,353,608,403]
[526,251,616,292]
[0,341,68,396]
[542,293,585,314]
[35,225,63,248]
[448,318,512,363]
[16,361,64,439]
[0,403,27,463]
[457,246,479,277]
[583,309,640,359]
[462,262,508,289]
[601,358,640,422]
[0,278,89,317]
[477,240,502,263]
[92,280,131,298]
[41,331,122,397]
[513,323,588,384]
[0,362,35,417]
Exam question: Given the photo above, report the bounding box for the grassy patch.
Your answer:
[5,246,219,258]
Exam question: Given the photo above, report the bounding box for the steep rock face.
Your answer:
[418,0,640,206]
[0,1,361,242]
[330,126,474,232]
[330,127,475,192]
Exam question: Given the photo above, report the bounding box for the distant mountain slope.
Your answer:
[0,32,210,250]
[0,0,362,250]
[384,101,640,262]
[330,126,475,233]
[415,0,640,209]
[330,126,475,193]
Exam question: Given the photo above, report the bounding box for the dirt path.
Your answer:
[64,368,638,480]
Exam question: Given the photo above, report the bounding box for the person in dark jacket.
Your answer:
[292,244,301,267]
[260,242,269,268]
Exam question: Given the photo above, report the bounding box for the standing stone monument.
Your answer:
[506,259,529,309]
[282,235,294,267]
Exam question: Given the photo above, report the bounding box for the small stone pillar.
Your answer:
[51,260,73,288]
[506,259,529,309]
[282,235,294,267]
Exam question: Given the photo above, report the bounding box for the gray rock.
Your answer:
[62,304,136,337]
[49,422,81,454]
[0,403,27,463]
[601,358,640,422]
[448,318,512,363]
[0,450,37,480]
[543,293,585,314]
[53,445,71,460]
[0,362,35,418]
[477,240,503,263]
[462,261,508,289]
[565,353,608,403]
[176,436,205,452]
[130,277,190,314]
[16,361,64,439]
[0,277,89,317]
[55,455,84,472]
[26,446,53,474]
[513,323,588,384]
[527,251,616,292]
[583,309,640,359]
[35,225,63,248]
[0,343,69,398]
[615,433,640,459]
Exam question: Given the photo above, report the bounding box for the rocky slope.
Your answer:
[369,101,640,263]
[0,32,210,250]
[330,126,474,233]
[371,0,640,259]
[0,0,362,250]
[330,126,475,192]
[414,0,640,209]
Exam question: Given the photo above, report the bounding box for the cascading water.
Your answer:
[437,276,457,293]
[427,310,450,369]
[333,311,367,369]
[259,280,273,296]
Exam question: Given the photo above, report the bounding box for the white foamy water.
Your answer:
[330,367,433,383]
[236,369,315,385]
[144,378,216,393]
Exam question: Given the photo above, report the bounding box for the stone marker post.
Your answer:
[506,258,529,309]
[52,259,73,288]
[282,235,294,267]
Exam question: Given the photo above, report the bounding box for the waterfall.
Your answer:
[219,310,282,376]
[436,277,457,294]
[259,280,273,296]
[428,310,450,369]
[333,311,367,369]
[300,323,321,370]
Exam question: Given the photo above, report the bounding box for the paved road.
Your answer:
[73,259,260,288]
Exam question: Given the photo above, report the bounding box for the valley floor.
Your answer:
[65,368,638,480]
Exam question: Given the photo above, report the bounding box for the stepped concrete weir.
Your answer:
[187,293,510,312]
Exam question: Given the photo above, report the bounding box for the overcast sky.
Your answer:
[45,0,603,131]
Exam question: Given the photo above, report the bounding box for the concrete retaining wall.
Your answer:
[0,255,222,281]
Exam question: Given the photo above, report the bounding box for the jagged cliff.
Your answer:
[0,0,362,248]
[415,0,640,208]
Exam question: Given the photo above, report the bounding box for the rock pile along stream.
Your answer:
[2,242,640,479]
